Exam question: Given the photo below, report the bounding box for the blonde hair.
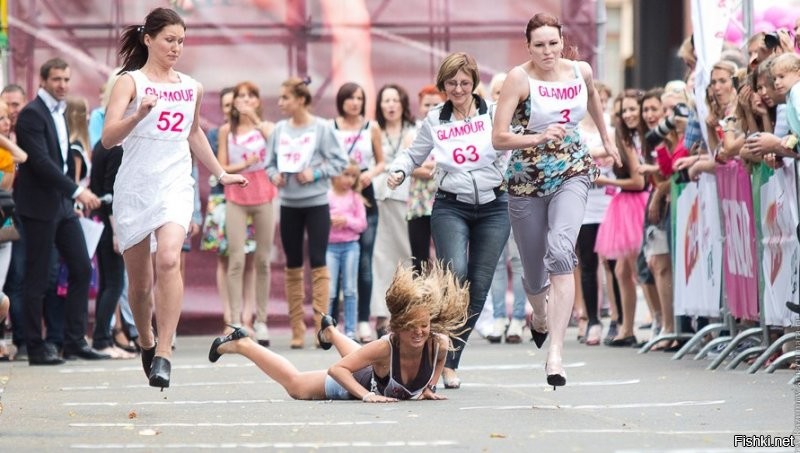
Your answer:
[66,96,90,153]
[281,77,312,106]
[489,72,507,101]
[384,262,469,349]
[771,52,800,74]
[102,68,122,108]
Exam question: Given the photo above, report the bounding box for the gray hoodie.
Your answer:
[266,116,348,208]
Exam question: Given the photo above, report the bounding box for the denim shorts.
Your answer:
[323,367,374,400]
[324,375,355,400]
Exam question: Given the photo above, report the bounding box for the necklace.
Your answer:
[383,125,405,158]
[453,97,474,122]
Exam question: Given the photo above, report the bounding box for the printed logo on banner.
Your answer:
[764,202,783,285]
[684,197,700,284]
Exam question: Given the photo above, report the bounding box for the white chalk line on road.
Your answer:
[60,379,639,405]
[459,362,586,370]
[460,399,726,410]
[462,379,640,388]
[70,420,398,428]
[70,440,459,449]
[64,399,287,407]
[60,380,270,391]
[541,429,788,435]
[58,362,257,374]
[58,361,585,374]
[615,447,793,453]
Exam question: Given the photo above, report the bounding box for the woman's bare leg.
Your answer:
[216,337,327,400]
[152,224,187,359]
[122,237,155,349]
[322,325,362,357]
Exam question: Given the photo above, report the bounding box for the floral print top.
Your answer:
[505,96,598,198]
[406,161,437,219]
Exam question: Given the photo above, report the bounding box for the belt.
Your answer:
[435,186,505,201]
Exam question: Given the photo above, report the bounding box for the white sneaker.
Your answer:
[357,321,374,343]
[487,318,507,343]
[254,321,270,347]
[506,318,524,344]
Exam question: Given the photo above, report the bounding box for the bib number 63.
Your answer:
[452,145,478,164]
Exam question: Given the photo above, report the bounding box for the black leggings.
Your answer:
[576,223,601,326]
[280,204,330,268]
[606,259,622,324]
[408,215,432,273]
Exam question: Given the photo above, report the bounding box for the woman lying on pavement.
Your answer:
[208,263,468,402]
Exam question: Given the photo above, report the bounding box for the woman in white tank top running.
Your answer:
[492,13,619,389]
[102,7,247,390]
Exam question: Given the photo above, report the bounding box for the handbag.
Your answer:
[0,217,19,243]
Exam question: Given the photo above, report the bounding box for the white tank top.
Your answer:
[122,70,197,144]
[228,128,268,172]
[525,62,588,132]
[333,120,374,170]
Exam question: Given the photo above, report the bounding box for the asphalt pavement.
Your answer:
[0,325,795,452]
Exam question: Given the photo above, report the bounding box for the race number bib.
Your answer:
[430,113,495,173]
[334,128,373,169]
[276,130,316,173]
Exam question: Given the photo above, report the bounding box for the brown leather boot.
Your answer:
[285,267,306,349]
[310,266,331,347]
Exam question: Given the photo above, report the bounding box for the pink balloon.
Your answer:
[762,5,790,28]
[753,20,774,34]
[724,21,743,44]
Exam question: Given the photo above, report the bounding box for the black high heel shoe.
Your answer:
[545,362,566,390]
[208,325,249,363]
[530,327,548,349]
[149,356,171,390]
[140,343,156,378]
[316,315,337,351]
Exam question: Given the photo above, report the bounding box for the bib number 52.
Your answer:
[452,145,478,164]
[156,111,185,132]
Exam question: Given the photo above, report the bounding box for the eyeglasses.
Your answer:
[444,80,474,90]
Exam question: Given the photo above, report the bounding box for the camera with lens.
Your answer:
[645,102,690,148]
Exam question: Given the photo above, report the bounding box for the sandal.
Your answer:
[113,328,137,353]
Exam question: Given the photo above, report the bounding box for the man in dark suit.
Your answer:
[14,58,108,365]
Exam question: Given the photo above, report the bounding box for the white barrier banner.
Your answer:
[759,160,800,327]
[673,174,723,317]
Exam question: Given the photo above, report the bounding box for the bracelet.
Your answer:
[362,391,376,402]
[218,171,227,181]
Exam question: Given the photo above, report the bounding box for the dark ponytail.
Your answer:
[118,7,185,74]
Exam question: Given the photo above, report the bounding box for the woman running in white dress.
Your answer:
[101,7,247,390]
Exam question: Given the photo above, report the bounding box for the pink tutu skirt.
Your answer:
[594,190,650,259]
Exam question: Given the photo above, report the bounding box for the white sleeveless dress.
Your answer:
[113,70,197,252]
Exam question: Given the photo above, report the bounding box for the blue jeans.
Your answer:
[491,230,526,321]
[431,193,510,369]
[327,241,360,335]
[357,211,378,322]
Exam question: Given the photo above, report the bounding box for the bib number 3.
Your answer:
[452,145,479,164]
[558,109,571,124]
[156,111,185,132]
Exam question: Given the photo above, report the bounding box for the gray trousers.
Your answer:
[509,176,590,296]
